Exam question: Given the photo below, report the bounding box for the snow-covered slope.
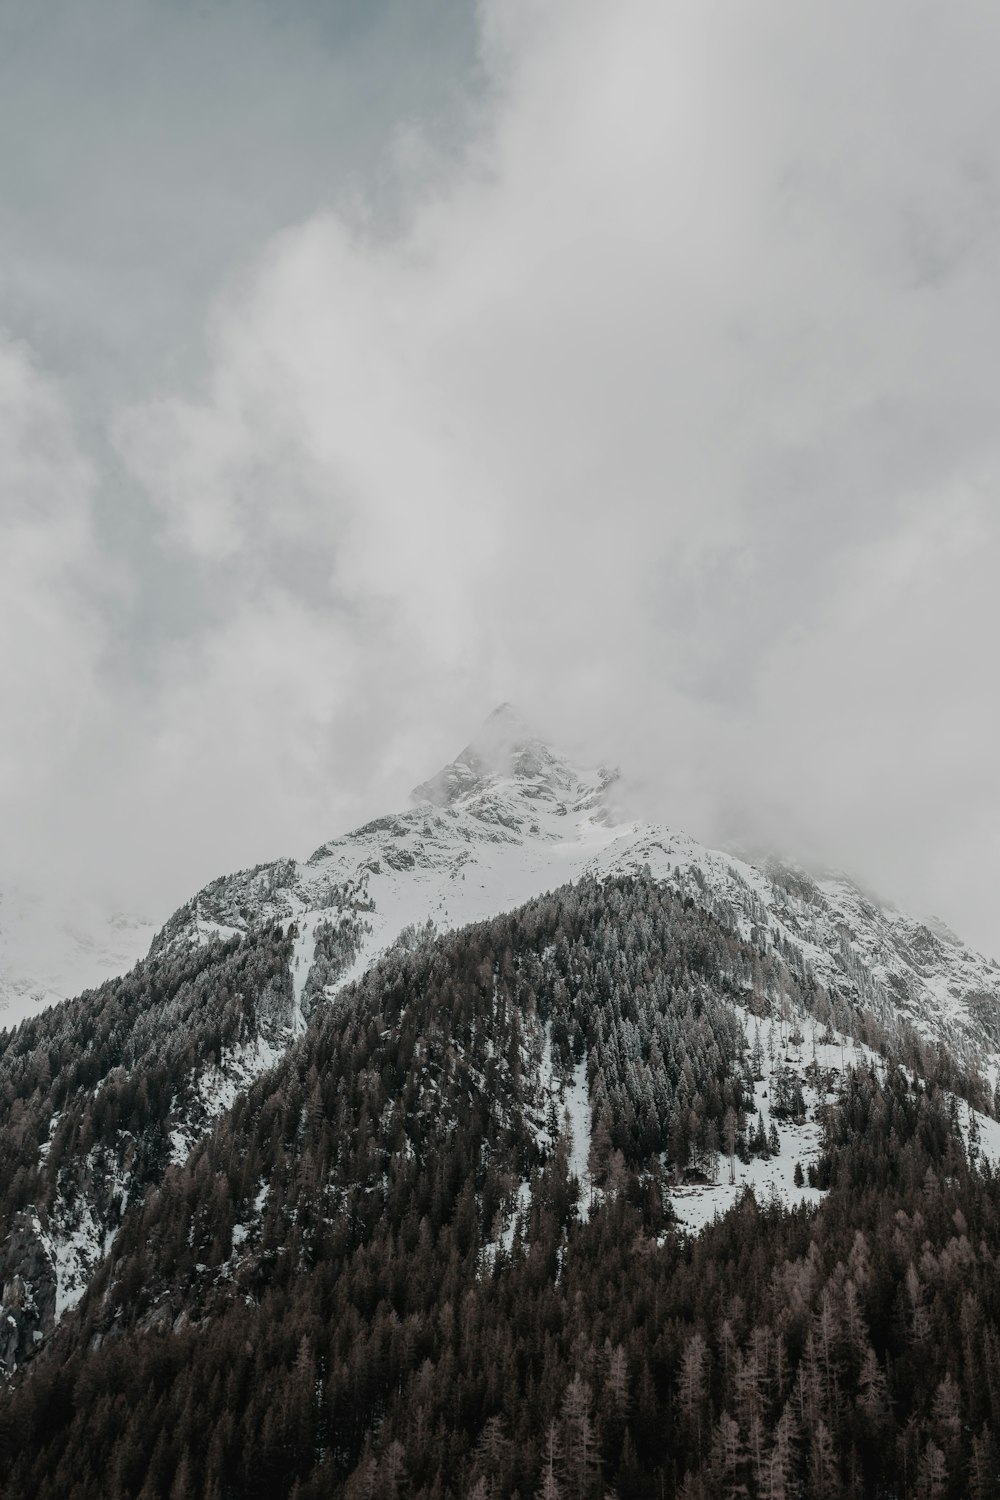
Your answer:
[152,703,1000,1081]
[0,885,157,1030]
[151,704,622,991]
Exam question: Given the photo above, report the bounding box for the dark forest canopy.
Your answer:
[1,874,999,1498]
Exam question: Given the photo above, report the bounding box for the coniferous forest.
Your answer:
[2,874,1000,1498]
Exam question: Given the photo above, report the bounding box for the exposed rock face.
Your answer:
[411,703,580,806]
[0,1219,55,1375]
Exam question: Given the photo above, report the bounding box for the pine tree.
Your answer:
[169,1450,196,1500]
[605,1344,629,1420]
[561,1375,600,1500]
[932,1372,962,1459]
[856,1347,889,1430]
[710,1411,748,1500]
[968,1106,982,1166]
[535,1423,563,1500]
[968,1425,997,1500]
[753,1111,769,1157]
[759,1406,799,1500]
[724,1108,738,1185]
[751,1028,764,1081]
[678,1332,710,1452]
[807,1422,838,1500]
[917,1439,947,1500]
[476,1415,509,1498]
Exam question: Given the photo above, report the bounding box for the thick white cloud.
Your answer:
[6,0,1000,955]
[0,338,112,881]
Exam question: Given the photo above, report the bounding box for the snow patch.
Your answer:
[563,1058,593,1221]
[289,903,315,1037]
[34,1154,130,1321]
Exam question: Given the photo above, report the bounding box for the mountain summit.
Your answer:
[410,703,580,806]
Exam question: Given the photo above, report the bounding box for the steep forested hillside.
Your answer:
[2,875,999,1499]
[0,926,293,1370]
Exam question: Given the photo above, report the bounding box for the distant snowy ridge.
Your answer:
[0,885,157,1030]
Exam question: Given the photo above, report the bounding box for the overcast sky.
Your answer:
[3,0,1000,957]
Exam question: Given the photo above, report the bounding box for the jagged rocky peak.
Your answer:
[410,703,581,806]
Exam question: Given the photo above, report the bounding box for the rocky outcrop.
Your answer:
[0,1217,55,1376]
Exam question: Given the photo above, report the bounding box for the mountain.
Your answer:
[3,872,1000,1500]
[3,706,1000,1499]
[7,705,997,1075]
[151,702,1000,1076]
[4,705,1000,1374]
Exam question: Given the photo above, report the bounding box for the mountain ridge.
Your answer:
[148,706,1000,1080]
[7,705,997,1082]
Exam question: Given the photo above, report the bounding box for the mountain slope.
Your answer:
[2,705,999,1383]
[0,925,292,1373]
[4,872,1000,1500]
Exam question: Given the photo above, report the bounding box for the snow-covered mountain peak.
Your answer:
[7,699,1000,1114]
[133,698,1000,1084]
[410,703,590,809]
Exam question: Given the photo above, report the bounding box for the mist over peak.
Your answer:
[410,702,581,806]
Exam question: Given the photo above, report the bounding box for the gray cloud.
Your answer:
[4,0,1000,958]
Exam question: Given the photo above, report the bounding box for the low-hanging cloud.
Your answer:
[0,338,115,886]
[6,0,1000,956]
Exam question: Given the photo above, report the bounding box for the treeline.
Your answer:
[709,859,999,1109]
